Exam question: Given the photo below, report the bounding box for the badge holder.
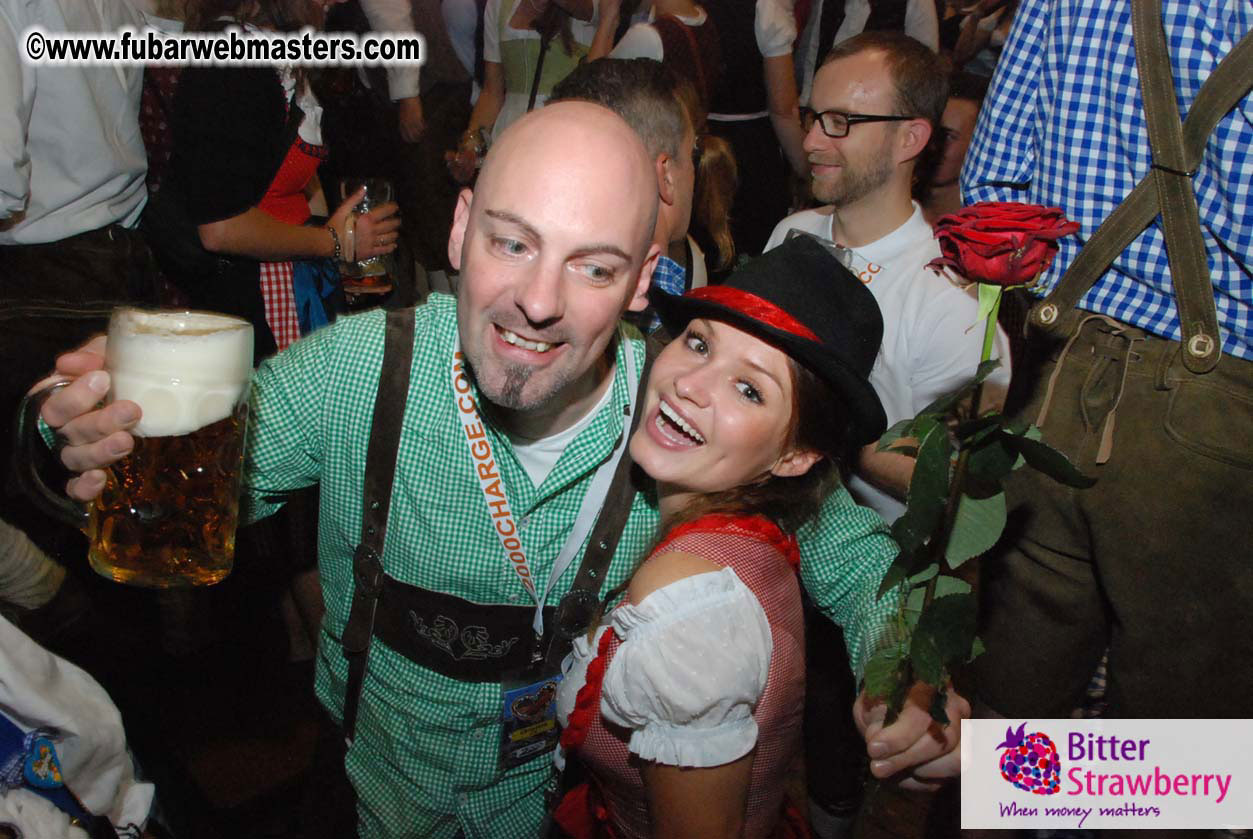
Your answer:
[497,588,603,770]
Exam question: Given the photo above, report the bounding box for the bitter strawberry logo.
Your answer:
[996,722,1061,795]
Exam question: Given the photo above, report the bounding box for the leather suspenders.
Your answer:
[341,307,416,744]
[1030,0,1253,374]
[340,308,656,742]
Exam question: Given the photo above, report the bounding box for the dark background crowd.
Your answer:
[2,0,1249,836]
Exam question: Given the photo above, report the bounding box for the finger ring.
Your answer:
[376,237,383,247]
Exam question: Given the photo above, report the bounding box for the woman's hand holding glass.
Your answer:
[328,186,401,263]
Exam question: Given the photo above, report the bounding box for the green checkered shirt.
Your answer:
[242,294,897,839]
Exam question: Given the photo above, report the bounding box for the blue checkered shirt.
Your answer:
[642,254,688,333]
[961,0,1253,360]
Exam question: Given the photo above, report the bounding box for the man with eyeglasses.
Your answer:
[766,30,1010,527]
[765,31,1006,839]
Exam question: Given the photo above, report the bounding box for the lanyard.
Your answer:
[450,329,639,637]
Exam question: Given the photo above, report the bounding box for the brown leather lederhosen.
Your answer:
[339,308,656,741]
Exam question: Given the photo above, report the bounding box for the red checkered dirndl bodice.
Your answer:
[565,514,806,839]
[257,135,327,351]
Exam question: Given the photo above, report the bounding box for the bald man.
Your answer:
[33,102,952,838]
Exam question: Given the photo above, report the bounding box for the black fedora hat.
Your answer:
[651,235,886,445]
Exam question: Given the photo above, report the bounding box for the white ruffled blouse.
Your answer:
[555,567,773,768]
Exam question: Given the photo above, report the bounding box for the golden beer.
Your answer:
[90,309,253,587]
[88,404,247,586]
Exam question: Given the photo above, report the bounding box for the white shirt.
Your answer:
[765,204,1012,523]
[0,0,149,244]
[555,568,771,768]
[608,6,708,62]
[0,615,153,832]
[796,0,939,105]
[510,379,613,487]
[755,0,798,58]
[358,0,478,100]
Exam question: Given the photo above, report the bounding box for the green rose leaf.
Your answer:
[954,415,1003,448]
[891,421,953,553]
[877,418,915,452]
[966,428,1019,485]
[877,542,935,598]
[945,491,1007,567]
[1002,432,1097,488]
[914,591,979,677]
[909,624,945,686]
[969,635,987,662]
[863,642,909,702]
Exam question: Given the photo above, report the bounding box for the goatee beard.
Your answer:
[499,364,532,408]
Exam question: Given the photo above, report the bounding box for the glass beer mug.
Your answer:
[338,177,394,287]
[19,309,254,588]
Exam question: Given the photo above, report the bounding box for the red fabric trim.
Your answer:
[657,513,801,571]
[560,625,615,752]
[258,260,300,351]
[686,287,820,343]
[553,781,617,839]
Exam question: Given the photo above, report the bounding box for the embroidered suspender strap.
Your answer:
[542,336,660,672]
[1030,4,1253,373]
[341,306,416,744]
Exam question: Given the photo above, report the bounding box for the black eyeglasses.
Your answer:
[800,107,916,138]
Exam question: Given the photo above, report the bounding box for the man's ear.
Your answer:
[656,153,677,207]
[626,242,663,313]
[897,118,934,166]
[446,188,474,271]
[770,448,823,479]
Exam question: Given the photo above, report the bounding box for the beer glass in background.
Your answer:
[19,309,254,588]
[339,177,394,287]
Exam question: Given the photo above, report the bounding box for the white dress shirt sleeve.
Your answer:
[359,0,422,99]
[483,0,503,63]
[755,0,798,58]
[0,1,34,221]
[609,21,663,60]
[906,0,939,51]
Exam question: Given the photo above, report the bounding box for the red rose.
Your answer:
[927,202,1080,287]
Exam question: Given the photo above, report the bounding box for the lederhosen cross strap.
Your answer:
[1029,0,1253,375]
[340,308,657,742]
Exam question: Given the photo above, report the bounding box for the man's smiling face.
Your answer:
[448,103,660,422]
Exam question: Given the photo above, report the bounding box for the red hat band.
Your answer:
[685,286,820,343]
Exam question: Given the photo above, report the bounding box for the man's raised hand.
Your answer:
[33,336,141,502]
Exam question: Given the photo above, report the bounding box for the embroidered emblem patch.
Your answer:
[408,612,520,661]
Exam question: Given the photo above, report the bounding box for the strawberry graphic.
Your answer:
[996,722,1061,795]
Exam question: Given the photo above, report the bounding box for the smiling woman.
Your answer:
[553,235,888,839]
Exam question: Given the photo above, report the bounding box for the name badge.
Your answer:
[499,670,563,770]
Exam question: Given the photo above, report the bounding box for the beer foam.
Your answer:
[107,310,254,437]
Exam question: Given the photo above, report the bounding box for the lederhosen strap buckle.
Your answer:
[1030,0,1253,375]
